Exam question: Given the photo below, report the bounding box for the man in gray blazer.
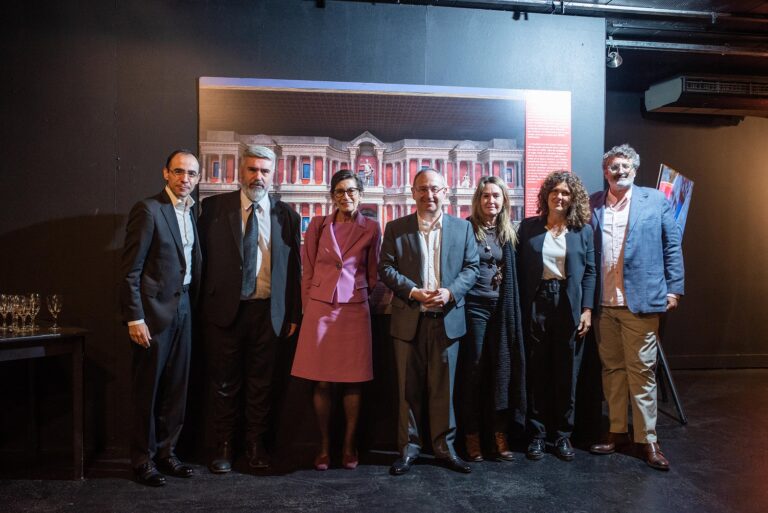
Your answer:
[379,169,479,475]
[588,144,684,471]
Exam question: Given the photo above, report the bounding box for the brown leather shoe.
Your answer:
[590,432,631,455]
[465,433,483,462]
[247,440,271,469]
[494,432,514,461]
[642,442,670,471]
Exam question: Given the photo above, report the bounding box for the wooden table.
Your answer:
[0,327,86,480]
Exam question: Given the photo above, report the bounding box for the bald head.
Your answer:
[411,168,447,220]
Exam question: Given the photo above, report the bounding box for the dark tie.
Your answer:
[241,204,259,298]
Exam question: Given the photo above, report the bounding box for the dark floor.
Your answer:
[1,369,767,513]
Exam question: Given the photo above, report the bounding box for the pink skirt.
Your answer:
[291,298,373,383]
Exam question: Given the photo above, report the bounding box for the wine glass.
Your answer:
[28,293,40,331]
[47,294,62,332]
[19,296,31,332]
[0,294,9,332]
[11,295,23,332]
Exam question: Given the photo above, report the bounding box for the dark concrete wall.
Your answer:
[605,92,768,369]
[0,0,605,459]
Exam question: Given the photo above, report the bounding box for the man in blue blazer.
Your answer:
[379,169,479,475]
[588,144,684,471]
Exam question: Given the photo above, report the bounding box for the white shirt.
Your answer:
[601,187,632,306]
[166,186,195,287]
[542,227,567,280]
[414,212,442,312]
[240,191,271,299]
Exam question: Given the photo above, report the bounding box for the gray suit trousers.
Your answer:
[393,315,459,459]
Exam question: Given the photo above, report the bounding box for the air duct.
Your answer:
[644,75,768,118]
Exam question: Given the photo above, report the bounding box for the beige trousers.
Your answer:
[595,307,660,444]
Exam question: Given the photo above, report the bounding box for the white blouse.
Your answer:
[541,228,568,280]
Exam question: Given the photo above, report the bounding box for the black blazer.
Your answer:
[198,190,301,336]
[120,189,201,334]
[515,216,596,329]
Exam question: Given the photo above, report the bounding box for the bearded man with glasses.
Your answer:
[589,144,684,471]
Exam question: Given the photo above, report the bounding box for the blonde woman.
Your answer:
[458,176,526,462]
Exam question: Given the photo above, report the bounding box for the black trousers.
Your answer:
[457,297,505,434]
[206,299,277,445]
[526,279,582,440]
[131,290,191,468]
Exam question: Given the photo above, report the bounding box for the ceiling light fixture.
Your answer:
[606,36,623,68]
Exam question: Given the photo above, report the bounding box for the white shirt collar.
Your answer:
[606,186,632,209]
[240,190,270,213]
[417,211,443,233]
[165,186,194,210]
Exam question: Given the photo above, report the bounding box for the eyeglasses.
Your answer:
[333,187,360,198]
[170,168,200,178]
[607,162,633,172]
[413,186,446,195]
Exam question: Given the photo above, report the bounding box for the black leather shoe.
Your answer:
[526,438,546,460]
[390,455,417,475]
[134,461,166,487]
[442,456,472,474]
[247,441,271,469]
[157,456,194,477]
[209,441,233,474]
[554,437,575,461]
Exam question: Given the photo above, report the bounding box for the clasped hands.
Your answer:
[411,288,452,309]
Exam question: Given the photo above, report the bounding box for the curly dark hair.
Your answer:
[536,170,591,228]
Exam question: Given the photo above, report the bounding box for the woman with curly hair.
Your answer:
[516,170,596,462]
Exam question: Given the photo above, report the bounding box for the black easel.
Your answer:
[656,314,688,425]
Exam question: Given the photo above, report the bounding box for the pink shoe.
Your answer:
[314,454,329,471]
[342,451,358,470]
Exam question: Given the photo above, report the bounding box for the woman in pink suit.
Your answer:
[291,169,381,471]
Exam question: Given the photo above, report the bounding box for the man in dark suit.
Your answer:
[588,144,684,471]
[199,145,301,474]
[120,149,202,486]
[379,169,479,475]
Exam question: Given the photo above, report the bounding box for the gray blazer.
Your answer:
[590,185,684,314]
[379,213,479,341]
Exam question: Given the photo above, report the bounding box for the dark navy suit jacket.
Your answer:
[120,189,201,334]
[516,216,597,329]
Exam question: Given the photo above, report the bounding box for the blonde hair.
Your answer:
[469,176,517,247]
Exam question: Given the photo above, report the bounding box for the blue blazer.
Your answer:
[379,213,479,341]
[516,216,596,328]
[590,185,685,314]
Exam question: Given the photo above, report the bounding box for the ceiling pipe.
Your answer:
[334,0,768,25]
[608,39,768,58]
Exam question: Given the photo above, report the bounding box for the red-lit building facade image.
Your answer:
[199,130,525,235]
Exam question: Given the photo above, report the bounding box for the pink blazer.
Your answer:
[302,211,381,306]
